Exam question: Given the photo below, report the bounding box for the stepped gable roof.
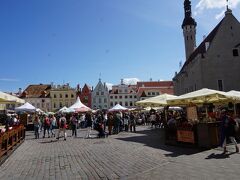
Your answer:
[82,84,91,93]
[21,84,51,98]
[180,19,224,72]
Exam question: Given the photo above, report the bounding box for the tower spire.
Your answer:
[182,0,197,60]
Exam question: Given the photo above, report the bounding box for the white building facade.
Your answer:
[92,79,110,110]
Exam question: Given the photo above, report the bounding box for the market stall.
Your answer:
[15,102,36,130]
[166,88,240,148]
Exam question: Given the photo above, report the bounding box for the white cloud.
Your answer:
[0,78,19,82]
[195,0,240,19]
[123,78,140,85]
[105,83,113,90]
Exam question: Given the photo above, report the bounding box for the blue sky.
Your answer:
[0,0,240,92]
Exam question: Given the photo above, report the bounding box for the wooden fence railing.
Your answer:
[0,125,25,159]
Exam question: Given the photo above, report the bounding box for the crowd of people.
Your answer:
[31,109,172,140]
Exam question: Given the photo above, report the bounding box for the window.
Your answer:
[152,92,155,96]
[65,94,68,98]
[110,96,113,99]
[101,92,104,95]
[130,102,133,106]
[104,98,107,103]
[119,90,122,93]
[99,98,102,103]
[134,95,137,98]
[54,103,56,108]
[218,80,223,91]
[96,92,99,95]
[233,49,239,56]
[115,102,117,105]
[115,96,118,99]
[125,102,128,106]
[54,94,57,98]
[119,96,122,99]
[93,98,96,103]
[71,94,74,98]
[119,102,122,105]
[60,94,62,98]
[110,102,113,107]
[148,92,151,96]
[59,102,63,108]
[125,89,128,93]
[129,95,132,98]
[125,96,128,99]
[65,102,68,107]
[156,92,160,95]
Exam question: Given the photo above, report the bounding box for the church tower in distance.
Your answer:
[182,0,197,60]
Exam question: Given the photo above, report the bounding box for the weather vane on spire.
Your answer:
[226,0,229,10]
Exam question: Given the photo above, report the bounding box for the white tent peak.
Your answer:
[15,102,36,112]
[68,97,91,112]
[109,104,128,111]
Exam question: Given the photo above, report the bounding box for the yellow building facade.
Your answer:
[50,84,76,112]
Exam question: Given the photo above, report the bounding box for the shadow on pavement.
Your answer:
[116,128,202,157]
[39,139,59,144]
[205,152,233,159]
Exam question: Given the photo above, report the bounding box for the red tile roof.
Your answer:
[20,84,51,98]
[137,81,173,88]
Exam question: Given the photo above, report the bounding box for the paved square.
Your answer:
[0,126,240,179]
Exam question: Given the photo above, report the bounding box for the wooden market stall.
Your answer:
[166,88,240,149]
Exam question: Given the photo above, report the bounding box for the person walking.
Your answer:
[57,114,67,141]
[130,113,136,133]
[221,109,239,154]
[49,114,56,137]
[108,113,114,135]
[43,115,51,138]
[85,112,92,138]
[71,114,78,137]
[34,115,40,139]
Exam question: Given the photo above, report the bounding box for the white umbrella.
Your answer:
[0,91,25,104]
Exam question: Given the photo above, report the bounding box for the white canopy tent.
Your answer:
[0,91,25,104]
[15,102,36,113]
[68,97,91,113]
[109,104,128,112]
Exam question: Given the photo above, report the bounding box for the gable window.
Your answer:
[233,49,239,56]
[218,80,223,91]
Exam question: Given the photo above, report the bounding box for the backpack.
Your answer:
[45,118,50,127]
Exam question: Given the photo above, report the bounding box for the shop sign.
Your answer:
[177,130,195,143]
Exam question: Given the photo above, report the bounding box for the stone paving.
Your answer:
[0,126,240,180]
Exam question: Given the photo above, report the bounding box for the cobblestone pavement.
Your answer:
[0,126,240,180]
